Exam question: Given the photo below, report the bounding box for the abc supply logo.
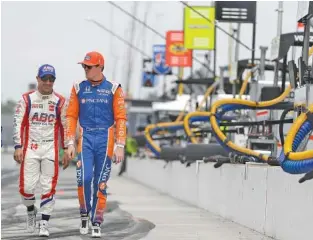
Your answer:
[31,112,56,125]
[32,104,43,109]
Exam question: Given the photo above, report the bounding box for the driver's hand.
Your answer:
[13,148,23,164]
[67,145,76,160]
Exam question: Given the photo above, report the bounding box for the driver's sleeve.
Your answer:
[66,85,79,146]
[13,95,28,149]
[113,86,127,146]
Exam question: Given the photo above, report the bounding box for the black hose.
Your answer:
[299,169,313,183]
[279,107,294,147]
[219,118,293,127]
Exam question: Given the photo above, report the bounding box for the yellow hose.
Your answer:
[184,112,214,143]
[146,46,313,157]
[175,67,186,121]
[209,46,313,161]
[177,67,184,96]
[284,104,313,160]
[183,78,221,143]
[281,46,313,160]
[184,70,252,143]
[197,83,217,111]
[145,121,184,154]
[146,76,220,151]
[239,71,252,98]
[210,85,292,161]
[145,124,161,153]
[309,46,313,56]
[149,76,221,147]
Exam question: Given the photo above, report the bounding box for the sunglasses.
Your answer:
[41,75,56,82]
[82,64,99,70]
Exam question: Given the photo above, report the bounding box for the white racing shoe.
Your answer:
[91,223,101,238]
[26,207,37,233]
[80,215,90,235]
[39,220,49,237]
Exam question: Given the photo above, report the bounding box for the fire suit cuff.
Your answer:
[67,141,75,147]
[14,145,22,149]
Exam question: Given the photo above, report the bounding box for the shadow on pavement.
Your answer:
[2,201,155,240]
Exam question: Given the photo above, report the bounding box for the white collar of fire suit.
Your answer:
[36,90,54,100]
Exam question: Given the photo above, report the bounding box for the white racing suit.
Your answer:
[13,90,67,215]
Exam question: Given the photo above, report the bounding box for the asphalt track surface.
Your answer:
[1,153,274,240]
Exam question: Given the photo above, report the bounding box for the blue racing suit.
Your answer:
[66,77,127,224]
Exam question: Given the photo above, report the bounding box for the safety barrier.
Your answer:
[125,157,313,240]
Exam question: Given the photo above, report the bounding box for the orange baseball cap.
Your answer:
[78,51,105,66]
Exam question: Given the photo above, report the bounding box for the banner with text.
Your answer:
[184,6,215,50]
[152,44,172,75]
[166,30,192,67]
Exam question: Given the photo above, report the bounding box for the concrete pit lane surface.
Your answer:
[2,153,274,240]
[1,153,154,240]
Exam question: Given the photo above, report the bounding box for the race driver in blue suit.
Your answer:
[66,51,127,238]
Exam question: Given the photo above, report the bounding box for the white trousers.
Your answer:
[19,142,59,215]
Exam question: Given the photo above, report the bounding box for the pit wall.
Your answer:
[125,157,313,240]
